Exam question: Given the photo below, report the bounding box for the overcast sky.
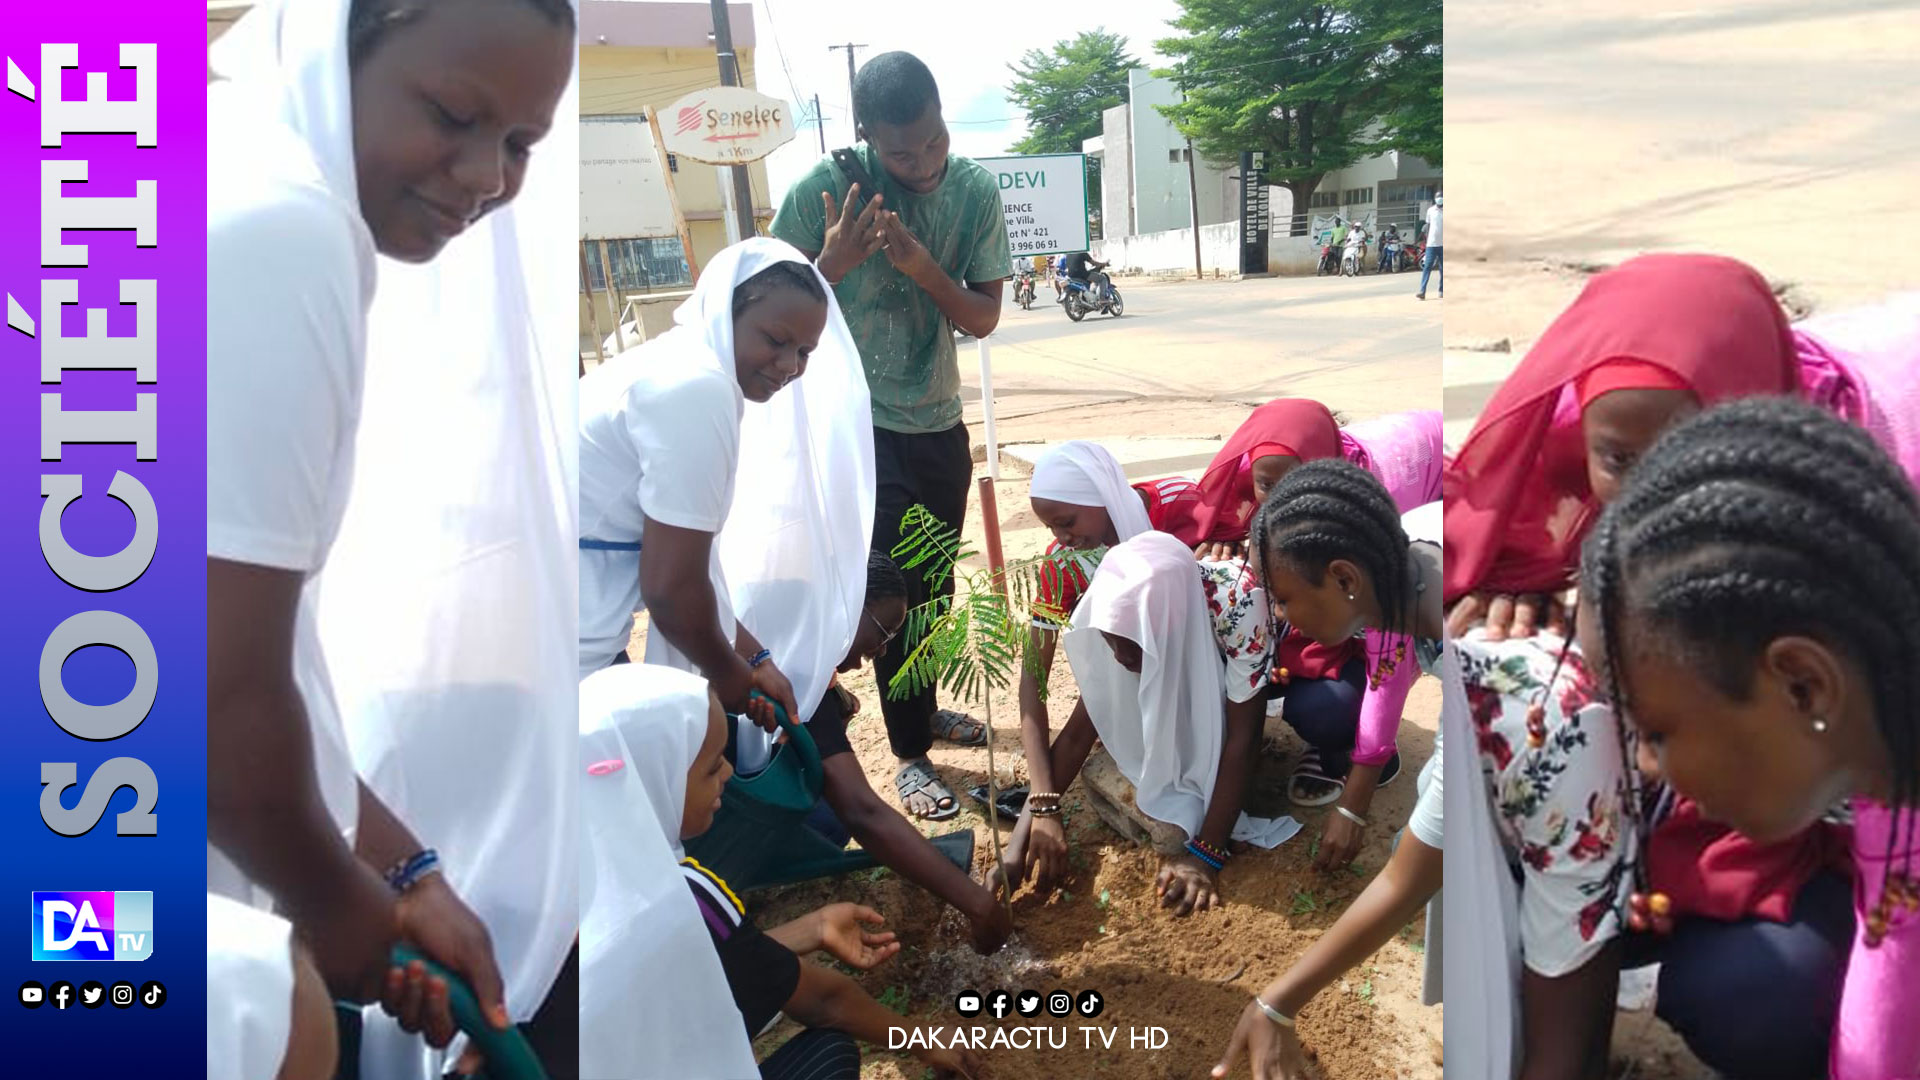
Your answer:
[693,0,1191,193]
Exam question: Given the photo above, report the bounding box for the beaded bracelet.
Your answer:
[1188,837,1231,865]
[1184,840,1224,872]
[747,649,772,669]
[1028,801,1062,818]
[386,848,442,895]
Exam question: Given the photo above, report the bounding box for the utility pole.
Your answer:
[1185,137,1203,279]
[828,42,866,142]
[708,0,757,241]
[812,92,826,154]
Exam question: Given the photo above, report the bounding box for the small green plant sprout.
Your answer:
[1290,890,1318,916]
[886,505,1098,921]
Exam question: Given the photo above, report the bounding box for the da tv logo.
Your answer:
[31,892,153,961]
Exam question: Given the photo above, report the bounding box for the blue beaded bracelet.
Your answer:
[1184,840,1224,872]
[747,649,772,669]
[386,848,442,894]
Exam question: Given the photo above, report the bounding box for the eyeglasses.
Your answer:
[868,608,903,649]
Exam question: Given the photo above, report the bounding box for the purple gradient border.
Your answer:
[0,7,206,1067]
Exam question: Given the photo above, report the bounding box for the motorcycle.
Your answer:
[1377,235,1402,273]
[1013,267,1036,310]
[1063,271,1124,321]
[1340,232,1368,277]
[1316,237,1342,276]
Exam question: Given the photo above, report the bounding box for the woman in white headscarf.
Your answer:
[205,0,572,1056]
[1004,445,1271,912]
[209,895,338,1080]
[579,665,757,1079]
[577,237,874,772]
[1002,526,1280,917]
[580,664,982,1080]
[315,4,584,1075]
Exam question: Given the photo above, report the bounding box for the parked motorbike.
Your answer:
[1316,240,1341,276]
[1377,236,1402,273]
[1063,272,1124,321]
[1340,232,1368,277]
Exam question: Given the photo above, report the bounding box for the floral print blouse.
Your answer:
[1457,630,1636,978]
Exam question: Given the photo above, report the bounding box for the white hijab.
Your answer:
[1062,530,1227,838]
[207,0,358,209]
[647,237,875,772]
[1030,440,1153,541]
[579,664,757,1079]
[207,894,298,1080]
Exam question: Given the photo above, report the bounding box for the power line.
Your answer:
[756,0,803,104]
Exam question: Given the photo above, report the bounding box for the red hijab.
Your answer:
[1442,254,1800,602]
[1193,399,1344,544]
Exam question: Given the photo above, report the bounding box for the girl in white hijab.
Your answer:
[205,0,571,1058]
[315,4,583,1074]
[1006,444,1270,914]
[579,665,757,1079]
[577,238,874,775]
[580,664,981,1080]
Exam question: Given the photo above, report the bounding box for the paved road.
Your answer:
[960,270,1441,463]
[1444,0,1920,443]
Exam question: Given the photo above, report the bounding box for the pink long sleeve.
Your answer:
[1832,798,1920,1080]
[1351,631,1416,767]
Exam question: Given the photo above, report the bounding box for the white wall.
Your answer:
[1092,223,1324,277]
[1127,70,1197,236]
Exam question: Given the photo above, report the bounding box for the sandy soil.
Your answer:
[628,437,1443,1080]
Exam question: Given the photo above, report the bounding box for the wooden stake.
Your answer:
[648,108,702,285]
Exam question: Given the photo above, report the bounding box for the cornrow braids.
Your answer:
[1252,459,1417,681]
[866,550,908,605]
[348,0,576,68]
[1582,395,1920,944]
[732,261,828,320]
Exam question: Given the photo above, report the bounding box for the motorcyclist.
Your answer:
[1378,223,1402,271]
[1061,250,1110,302]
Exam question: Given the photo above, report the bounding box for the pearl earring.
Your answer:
[1811,716,1829,734]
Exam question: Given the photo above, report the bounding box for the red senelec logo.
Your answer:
[676,104,704,135]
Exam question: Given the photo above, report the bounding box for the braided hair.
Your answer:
[348,0,577,68]
[732,262,829,320]
[866,550,908,605]
[1582,395,1920,939]
[1252,458,1417,641]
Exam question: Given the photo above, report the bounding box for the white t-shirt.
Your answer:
[577,343,741,677]
[1425,204,1444,247]
[205,122,376,899]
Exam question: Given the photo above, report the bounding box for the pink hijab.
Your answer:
[1442,254,1801,602]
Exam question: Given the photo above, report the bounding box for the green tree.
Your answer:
[1006,29,1139,155]
[1367,0,1442,166]
[1157,0,1441,235]
[1006,30,1137,240]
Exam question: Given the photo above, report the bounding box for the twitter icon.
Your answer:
[1016,990,1042,1018]
[79,981,105,1009]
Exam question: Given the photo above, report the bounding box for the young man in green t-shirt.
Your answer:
[771,51,1012,823]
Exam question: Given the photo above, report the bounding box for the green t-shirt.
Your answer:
[771,146,1012,434]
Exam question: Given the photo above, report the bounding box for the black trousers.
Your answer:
[870,422,973,760]
[759,1027,861,1080]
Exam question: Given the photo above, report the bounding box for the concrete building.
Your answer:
[579,1,772,274]
[1085,67,1441,275]
[1084,69,1238,242]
